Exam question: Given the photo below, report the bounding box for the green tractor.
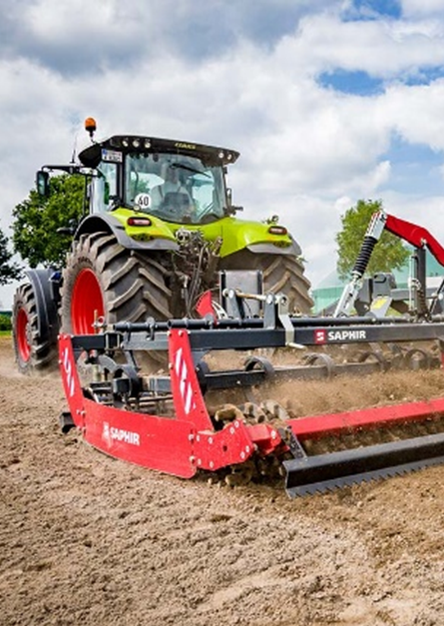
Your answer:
[12,119,313,373]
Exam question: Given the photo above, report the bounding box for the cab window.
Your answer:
[91,162,117,212]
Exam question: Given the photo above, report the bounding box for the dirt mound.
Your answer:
[2,335,444,625]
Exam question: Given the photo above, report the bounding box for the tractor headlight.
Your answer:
[268,225,288,236]
[127,217,152,227]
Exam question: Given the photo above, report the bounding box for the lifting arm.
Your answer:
[334,210,444,317]
[384,213,444,267]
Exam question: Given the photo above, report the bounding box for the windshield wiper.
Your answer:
[170,163,210,178]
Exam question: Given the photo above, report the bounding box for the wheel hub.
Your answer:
[16,307,31,362]
[71,268,105,334]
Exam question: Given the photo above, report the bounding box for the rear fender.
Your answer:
[246,237,302,257]
[24,268,60,345]
[219,218,302,258]
[75,214,178,251]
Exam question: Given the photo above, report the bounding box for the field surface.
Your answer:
[2,336,444,626]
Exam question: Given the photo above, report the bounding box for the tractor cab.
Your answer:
[78,134,240,225]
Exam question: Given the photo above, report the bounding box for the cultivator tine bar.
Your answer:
[284,432,444,497]
[286,399,444,440]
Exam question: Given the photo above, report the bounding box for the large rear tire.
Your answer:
[221,250,313,314]
[60,232,173,334]
[12,283,58,374]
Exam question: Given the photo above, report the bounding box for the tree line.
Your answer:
[0,174,409,288]
[0,175,84,286]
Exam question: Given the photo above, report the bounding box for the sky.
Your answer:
[2,0,444,307]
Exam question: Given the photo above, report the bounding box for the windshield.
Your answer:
[125,153,227,224]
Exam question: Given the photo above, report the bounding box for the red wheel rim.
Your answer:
[16,307,31,362]
[71,268,105,334]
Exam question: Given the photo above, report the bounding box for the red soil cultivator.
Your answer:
[59,286,444,497]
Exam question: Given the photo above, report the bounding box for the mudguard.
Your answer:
[219,218,302,258]
[75,213,179,251]
[24,268,60,346]
[246,238,302,257]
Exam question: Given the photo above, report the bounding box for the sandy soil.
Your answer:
[2,335,444,626]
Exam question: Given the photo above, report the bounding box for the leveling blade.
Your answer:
[284,431,444,497]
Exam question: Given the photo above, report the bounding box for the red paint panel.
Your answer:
[195,290,215,319]
[83,399,196,478]
[169,329,213,430]
[58,334,87,429]
[247,423,283,456]
[287,398,444,440]
[194,420,255,471]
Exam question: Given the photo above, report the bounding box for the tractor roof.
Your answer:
[78,135,240,169]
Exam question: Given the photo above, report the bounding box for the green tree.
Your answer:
[12,174,85,267]
[0,224,22,285]
[336,199,410,280]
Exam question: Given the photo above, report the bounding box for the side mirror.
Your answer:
[36,171,50,197]
[227,187,233,206]
[225,189,243,215]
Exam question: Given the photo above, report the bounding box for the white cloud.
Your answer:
[26,0,131,41]
[285,12,444,79]
[401,0,444,18]
[379,80,444,149]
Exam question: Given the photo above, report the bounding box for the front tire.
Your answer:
[60,232,173,333]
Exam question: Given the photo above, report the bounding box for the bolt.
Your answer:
[240,451,245,460]
[209,461,214,469]
[245,446,250,453]
[197,458,202,466]
[196,435,200,442]
[230,427,235,435]
[208,437,213,445]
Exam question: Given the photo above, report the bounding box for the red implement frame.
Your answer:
[59,326,444,481]
[58,330,282,477]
